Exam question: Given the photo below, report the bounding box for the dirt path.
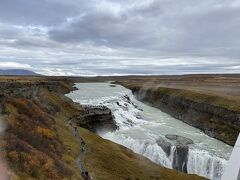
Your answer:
[68,120,91,179]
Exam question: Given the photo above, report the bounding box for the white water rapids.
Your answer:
[66,82,233,179]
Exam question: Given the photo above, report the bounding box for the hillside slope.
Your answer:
[0,69,39,76]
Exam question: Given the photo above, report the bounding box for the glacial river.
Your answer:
[66,82,233,179]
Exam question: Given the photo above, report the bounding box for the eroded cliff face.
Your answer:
[70,105,117,133]
[130,86,240,146]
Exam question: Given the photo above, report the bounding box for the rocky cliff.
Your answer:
[70,105,117,133]
[125,85,239,146]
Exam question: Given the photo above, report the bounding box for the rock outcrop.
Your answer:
[156,135,194,173]
[165,134,194,145]
[156,137,172,157]
[166,134,193,173]
[71,105,117,133]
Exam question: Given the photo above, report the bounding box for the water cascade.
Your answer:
[66,83,232,180]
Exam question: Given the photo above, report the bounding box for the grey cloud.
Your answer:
[0,0,239,76]
[34,62,240,76]
[0,0,89,26]
[49,0,240,58]
[49,12,149,48]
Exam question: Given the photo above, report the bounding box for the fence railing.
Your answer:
[222,134,240,180]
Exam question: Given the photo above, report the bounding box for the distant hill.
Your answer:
[0,69,40,76]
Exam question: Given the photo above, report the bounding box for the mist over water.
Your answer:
[66,82,233,179]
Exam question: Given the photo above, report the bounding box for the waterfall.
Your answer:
[187,148,228,179]
[103,132,227,179]
[102,133,173,168]
[67,83,232,180]
[95,92,229,179]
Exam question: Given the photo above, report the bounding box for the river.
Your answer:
[66,82,233,179]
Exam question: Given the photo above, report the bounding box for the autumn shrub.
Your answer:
[3,132,70,179]
[0,81,81,179]
[36,126,55,139]
[2,93,73,179]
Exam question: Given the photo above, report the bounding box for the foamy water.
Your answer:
[66,82,233,179]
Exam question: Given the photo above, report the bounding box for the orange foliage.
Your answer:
[3,96,72,179]
[36,126,54,139]
[8,151,19,162]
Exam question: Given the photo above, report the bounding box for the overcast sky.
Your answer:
[0,0,239,76]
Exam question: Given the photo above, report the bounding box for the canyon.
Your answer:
[0,76,203,180]
[67,81,234,179]
[0,74,239,179]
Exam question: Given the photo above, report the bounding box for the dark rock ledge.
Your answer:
[156,134,194,173]
[70,105,117,133]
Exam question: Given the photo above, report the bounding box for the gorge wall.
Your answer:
[70,105,117,133]
[127,85,240,146]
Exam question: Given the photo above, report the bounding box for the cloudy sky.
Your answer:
[0,0,240,76]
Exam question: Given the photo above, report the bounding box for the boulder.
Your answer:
[172,144,189,173]
[165,134,194,173]
[165,134,194,146]
[156,137,172,157]
[76,106,117,133]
